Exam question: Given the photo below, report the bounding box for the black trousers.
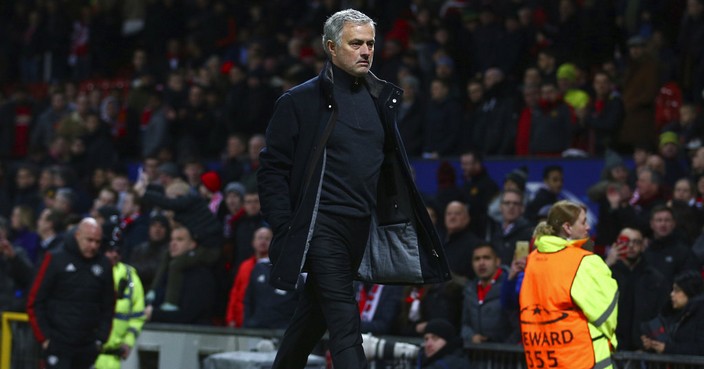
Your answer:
[272,211,371,369]
[43,342,99,369]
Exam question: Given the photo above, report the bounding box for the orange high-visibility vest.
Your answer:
[519,245,595,369]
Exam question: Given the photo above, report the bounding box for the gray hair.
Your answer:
[322,9,375,57]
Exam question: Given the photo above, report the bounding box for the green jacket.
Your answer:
[95,262,145,369]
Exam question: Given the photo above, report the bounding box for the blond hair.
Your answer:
[532,200,586,239]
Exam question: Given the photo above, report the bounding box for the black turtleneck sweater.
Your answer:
[644,233,699,286]
[319,64,384,218]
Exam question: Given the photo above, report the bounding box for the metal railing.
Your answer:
[1,312,40,369]
[3,312,704,369]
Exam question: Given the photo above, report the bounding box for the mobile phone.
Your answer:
[616,235,629,257]
[514,241,530,260]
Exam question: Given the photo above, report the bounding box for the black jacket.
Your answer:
[611,259,669,350]
[663,295,704,355]
[141,186,222,248]
[644,233,699,286]
[0,247,34,312]
[258,61,450,290]
[243,261,302,329]
[443,227,482,279]
[151,261,216,325]
[488,217,534,266]
[26,231,114,349]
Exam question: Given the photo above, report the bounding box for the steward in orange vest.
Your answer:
[520,235,618,369]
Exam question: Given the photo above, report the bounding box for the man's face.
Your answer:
[619,228,645,261]
[650,210,675,239]
[593,74,611,98]
[688,0,704,17]
[472,246,500,281]
[243,194,260,216]
[111,176,129,192]
[149,221,167,243]
[467,82,483,103]
[227,137,246,158]
[636,171,657,198]
[444,202,469,235]
[430,80,448,101]
[252,228,272,255]
[329,22,375,77]
[628,45,644,61]
[121,193,137,217]
[541,84,558,102]
[423,333,446,358]
[693,148,704,171]
[184,163,203,182]
[225,192,243,213]
[16,168,35,189]
[460,154,479,178]
[660,143,678,159]
[37,209,52,234]
[51,93,66,111]
[188,85,204,106]
[53,194,71,214]
[537,53,554,72]
[545,170,563,193]
[143,158,159,181]
[673,180,693,202]
[248,137,265,160]
[500,192,523,224]
[169,228,196,257]
[76,223,102,259]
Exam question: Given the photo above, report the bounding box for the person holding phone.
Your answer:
[487,189,534,267]
[608,227,669,350]
[519,200,618,369]
[641,270,704,355]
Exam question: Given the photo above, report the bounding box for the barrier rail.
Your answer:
[1,312,39,369]
[3,312,704,369]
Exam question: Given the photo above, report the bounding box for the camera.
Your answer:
[361,333,419,362]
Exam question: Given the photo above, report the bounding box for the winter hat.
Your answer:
[674,270,704,298]
[557,63,577,82]
[200,171,222,193]
[659,131,679,148]
[424,319,457,342]
[505,166,528,192]
[604,149,625,172]
[224,181,246,197]
[157,162,180,178]
[97,205,120,224]
[149,213,172,234]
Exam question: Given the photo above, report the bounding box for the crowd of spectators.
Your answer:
[1,0,704,362]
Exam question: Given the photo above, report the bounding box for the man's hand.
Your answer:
[133,172,148,197]
[606,184,622,210]
[144,305,153,321]
[605,241,627,267]
[415,322,428,334]
[471,334,488,344]
[641,335,665,353]
[42,339,50,350]
[120,344,131,359]
[0,239,16,259]
[508,257,526,281]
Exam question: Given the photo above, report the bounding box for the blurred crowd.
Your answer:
[1,0,704,362]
